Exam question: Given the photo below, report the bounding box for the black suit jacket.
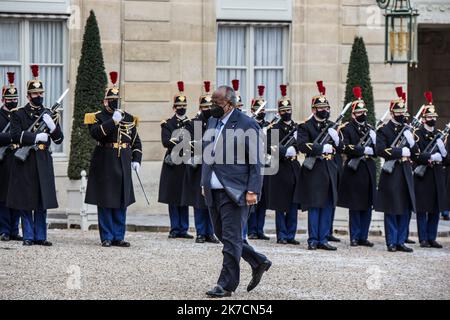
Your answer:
[201,109,263,207]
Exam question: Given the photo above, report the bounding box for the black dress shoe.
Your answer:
[277,239,287,244]
[23,240,33,246]
[206,285,231,298]
[350,239,359,247]
[247,260,272,292]
[248,233,258,240]
[102,240,112,247]
[287,239,300,245]
[112,240,130,247]
[178,233,194,239]
[396,244,413,252]
[318,243,337,251]
[308,243,317,250]
[387,244,397,252]
[358,240,374,247]
[328,235,341,242]
[429,240,443,249]
[205,235,220,244]
[34,240,52,246]
[405,238,416,244]
[168,232,178,239]
[10,235,23,241]
[196,235,206,243]
[420,240,431,248]
[257,234,270,240]
[0,234,10,241]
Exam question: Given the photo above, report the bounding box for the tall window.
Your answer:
[0,19,66,153]
[216,23,289,115]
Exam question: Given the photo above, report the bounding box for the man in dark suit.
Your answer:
[201,86,271,298]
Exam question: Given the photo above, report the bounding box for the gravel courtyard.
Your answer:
[0,229,449,300]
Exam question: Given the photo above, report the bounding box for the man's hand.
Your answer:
[369,130,376,144]
[436,138,447,157]
[113,110,123,124]
[430,152,443,163]
[285,146,296,157]
[35,133,49,143]
[364,146,374,156]
[246,192,257,206]
[131,162,140,173]
[201,187,205,197]
[322,143,333,154]
[403,130,415,148]
[327,128,340,146]
[402,147,411,158]
[43,114,56,133]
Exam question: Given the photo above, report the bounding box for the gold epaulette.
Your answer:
[160,119,168,126]
[133,116,140,127]
[339,122,349,130]
[84,111,100,125]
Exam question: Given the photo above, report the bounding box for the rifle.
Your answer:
[347,109,389,171]
[414,123,450,178]
[303,102,352,170]
[250,101,267,119]
[381,106,424,174]
[15,88,69,162]
[0,122,11,161]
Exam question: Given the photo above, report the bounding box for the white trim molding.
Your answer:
[217,0,292,22]
[0,0,70,15]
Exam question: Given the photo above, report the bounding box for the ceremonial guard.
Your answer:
[375,87,418,253]
[181,81,218,244]
[0,72,22,242]
[337,87,376,247]
[266,85,301,245]
[297,81,343,251]
[413,92,446,249]
[7,65,63,246]
[231,79,244,112]
[84,72,142,247]
[158,81,194,239]
[247,85,270,240]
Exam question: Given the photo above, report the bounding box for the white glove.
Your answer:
[285,146,296,157]
[293,131,298,140]
[43,114,56,133]
[323,143,333,154]
[35,133,49,143]
[403,130,415,148]
[369,130,376,145]
[430,153,443,162]
[364,147,374,156]
[113,110,123,123]
[402,147,411,158]
[436,138,448,157]
[132,162,140,172]
[328,128,340,146]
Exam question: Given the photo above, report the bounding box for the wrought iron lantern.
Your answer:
[377,0,419,66]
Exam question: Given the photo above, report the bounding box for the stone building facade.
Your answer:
[0,0,449,215]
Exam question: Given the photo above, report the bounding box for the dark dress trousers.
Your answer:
[201,109,267,292]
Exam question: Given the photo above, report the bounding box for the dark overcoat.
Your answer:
[413,126,446,214]
[375,120,418,214]
[6,104,63,210]
[337,120,377,211]
[265,120,302,211]
[85,109,142,209]
[297,117,343,210]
